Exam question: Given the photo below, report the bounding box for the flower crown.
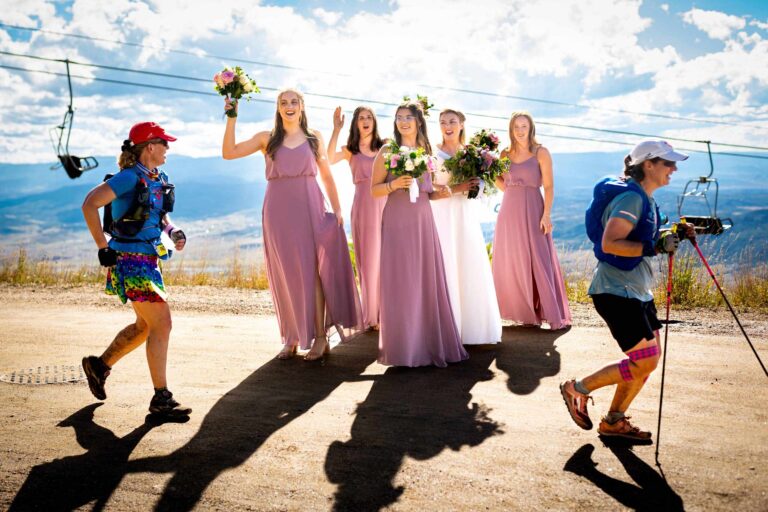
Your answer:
[402,94,434,117]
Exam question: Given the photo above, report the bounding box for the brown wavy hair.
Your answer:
[393,101,431,154]
[346,106,384,154]
[266,88,319,159]
[439,109,466,145]
[507,111,540,155]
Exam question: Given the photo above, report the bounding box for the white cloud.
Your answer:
[313,7,342,26]
[660,4,669,13]
[1,0,767,163]
[750,19,768,31]
[682,8,746,40]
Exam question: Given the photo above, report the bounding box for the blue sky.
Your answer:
[1,0,767,165]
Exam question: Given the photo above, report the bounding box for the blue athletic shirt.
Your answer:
[588,190,657,302]
[106,163,169,255]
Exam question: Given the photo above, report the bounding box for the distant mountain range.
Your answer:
[1,151,765,266]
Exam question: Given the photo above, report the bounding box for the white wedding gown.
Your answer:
[430,147,502,344]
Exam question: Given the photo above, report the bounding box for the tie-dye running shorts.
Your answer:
[106,252,168,304]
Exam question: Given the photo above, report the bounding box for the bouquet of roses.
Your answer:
[444,129,508,199]
[213,66,260,118]
[383,141,436,202]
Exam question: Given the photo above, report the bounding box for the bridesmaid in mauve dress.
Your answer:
[492,111,571,330]
[370,100,468,367]
[222,88,362,361]
[327,106,386,330]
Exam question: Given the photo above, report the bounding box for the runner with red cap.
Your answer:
[80,121,191,417]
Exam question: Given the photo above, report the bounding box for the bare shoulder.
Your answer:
[536,145,552,160]
[500,147,510,158]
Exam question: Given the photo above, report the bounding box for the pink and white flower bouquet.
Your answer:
[383,141,436,202]
[213,66,260,118]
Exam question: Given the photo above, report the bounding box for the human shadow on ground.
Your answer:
[9,403,186,511]
[324,346,503,512]
[495,325,568,395]
[130,332,379,511]
[563,442,684,511]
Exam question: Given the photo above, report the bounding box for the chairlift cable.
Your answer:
[2,23,767,130]
[4,62,768,161]
[3,51,768,154]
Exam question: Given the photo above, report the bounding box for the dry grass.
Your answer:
[1,244,766,312]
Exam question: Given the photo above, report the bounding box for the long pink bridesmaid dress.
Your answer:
[378,171,468,367]
[492,153,571,329]
[349,153,386,329]
[262,141,363,349]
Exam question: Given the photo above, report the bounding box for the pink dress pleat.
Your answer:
[262,141,363,348]
[350,153,386,328]
[492,155,572,329]
[378,172,468,367]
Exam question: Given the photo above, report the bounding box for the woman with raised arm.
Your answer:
[327,106,386,330]
[431,109,501,345]
[370,101,467,367]
[223,89,362,361]
[492,111,571,330]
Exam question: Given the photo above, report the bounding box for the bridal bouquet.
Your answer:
[383,142,436,202]
[444,129,508,199]
[213,66,260,118]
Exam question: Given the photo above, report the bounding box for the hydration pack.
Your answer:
[584,176,660,271]
[102,168,174,239]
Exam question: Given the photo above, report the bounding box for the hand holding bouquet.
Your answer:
[444,129,508,199]
[214,66,260,118]
[383,142,436,203]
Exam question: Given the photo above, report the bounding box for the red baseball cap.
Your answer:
[128,122,177,145]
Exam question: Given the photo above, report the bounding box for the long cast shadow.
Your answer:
[495,326,568,395]
[130,332,379,511]
[9,403,184,511]
[564,443,684,511]
[324,346,503,511]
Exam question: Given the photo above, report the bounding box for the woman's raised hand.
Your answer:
[333,107,345,131]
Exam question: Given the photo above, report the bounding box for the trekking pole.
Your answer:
[655,252,674,464]
[690,240,768,378]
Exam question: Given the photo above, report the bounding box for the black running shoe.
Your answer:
[82,356,110,400]
[149,389,192,416]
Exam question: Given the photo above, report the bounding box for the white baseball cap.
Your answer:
[628,140,688,166]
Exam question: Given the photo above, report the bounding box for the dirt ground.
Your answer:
[0,283,766,511]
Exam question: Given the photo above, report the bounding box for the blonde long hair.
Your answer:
[507,111,540,155]
[266,88,319,159]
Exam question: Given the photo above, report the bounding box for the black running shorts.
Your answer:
[591,294,662,352]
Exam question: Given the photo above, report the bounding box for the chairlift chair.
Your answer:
[676,141,733,235]
[49,60,98,179]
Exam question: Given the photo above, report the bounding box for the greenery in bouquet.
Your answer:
[214,66,260,118]
[469,128,501,152]
[383,141,435,179]
[444,129,509,198]
[402,94,434,117]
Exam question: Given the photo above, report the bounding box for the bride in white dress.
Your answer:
[431,109,502,345]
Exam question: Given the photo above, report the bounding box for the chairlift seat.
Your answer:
[59,154,98,180]
[679,215,732,236]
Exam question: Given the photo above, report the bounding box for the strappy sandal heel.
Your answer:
[277,345,298,360]
[304,336,330,361]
